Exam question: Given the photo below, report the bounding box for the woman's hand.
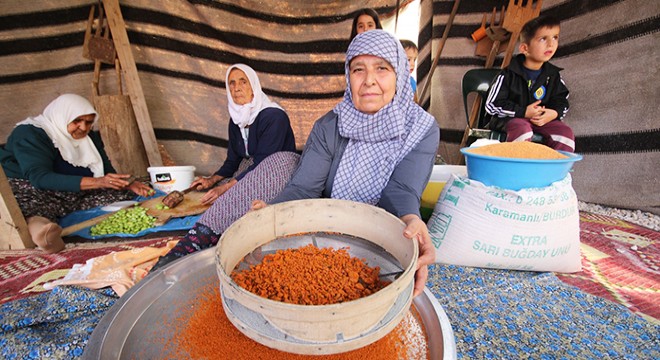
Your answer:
[81,173,132,191]
[191,175,223,191]
[400,214,436,298]
[250,200,268,211]
[199,178,238,205]
[127,181,153,197]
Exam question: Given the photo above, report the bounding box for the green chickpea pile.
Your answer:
[90,204,156,236]
[154,203,170,210]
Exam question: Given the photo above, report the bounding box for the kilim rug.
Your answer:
[0,235,182,305]
[556,212,660,324]
[1,213,658,322]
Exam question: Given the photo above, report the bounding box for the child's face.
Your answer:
[521,25,560,68]
[405,47,418,74]
[356,14,377,34]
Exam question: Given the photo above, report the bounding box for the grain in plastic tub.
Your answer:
[460,142,582,190]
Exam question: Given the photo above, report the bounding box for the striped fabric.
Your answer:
[1,0,658,213]
[417,0,659,213]
[0,0,397,174]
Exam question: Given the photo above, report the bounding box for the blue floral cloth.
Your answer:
[0,286,117,359]
[428,264,660,359]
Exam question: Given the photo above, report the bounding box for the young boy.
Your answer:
[484,16,574,152]
[400,39,418,93]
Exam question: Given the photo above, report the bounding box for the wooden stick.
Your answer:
[0,167,31,249]
[417,0,461,103]
[457,7,505,163]
[103,0,163,167]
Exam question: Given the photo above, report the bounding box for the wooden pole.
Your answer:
[417,0,461,103]
[102,0,163,167]
[457,7,505,159]
[0,167,32,250]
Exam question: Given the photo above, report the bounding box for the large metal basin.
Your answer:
[82,246,456,359]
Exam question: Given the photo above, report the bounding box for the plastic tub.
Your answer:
[460,148,583,190]
[420,165,467,221]
[147,165,196,193]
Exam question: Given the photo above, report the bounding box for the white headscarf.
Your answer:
[225,64,283,128]
[16,94,104,177]
[331,30,435,205]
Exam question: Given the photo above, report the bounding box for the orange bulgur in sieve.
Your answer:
[467,141,569,159]
[231,244,389,305]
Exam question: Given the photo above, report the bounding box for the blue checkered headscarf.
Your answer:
[331,30,435,205]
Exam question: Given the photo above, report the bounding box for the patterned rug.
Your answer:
[0,212,658,322]
[0,235,181,304]
[556,212,660,323]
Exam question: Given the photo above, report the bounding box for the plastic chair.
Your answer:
[462,68,504,141]
[462,68,543,143]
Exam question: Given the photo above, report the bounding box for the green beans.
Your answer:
[154,203,170,210]
[91,204,156,236]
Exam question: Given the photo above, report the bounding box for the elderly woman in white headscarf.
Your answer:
[151,65,299,270]
[0,94,153,253]
[190,64,297,205]
[154,31,439,296]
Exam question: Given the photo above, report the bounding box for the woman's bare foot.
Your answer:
[27,216,65,254]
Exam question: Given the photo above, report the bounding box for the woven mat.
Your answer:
[0,236,182,304]
[556,212,660,323]
[1,212,658,318]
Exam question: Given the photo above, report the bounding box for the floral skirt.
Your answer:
[9,178,134,222]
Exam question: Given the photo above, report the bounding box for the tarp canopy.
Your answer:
[0,0,658,213]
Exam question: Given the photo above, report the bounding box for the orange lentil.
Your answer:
[171,284,429,359]
[231,244,389,305]
[467,141,569,159]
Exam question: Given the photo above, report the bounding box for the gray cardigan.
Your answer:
[271,111,440,217]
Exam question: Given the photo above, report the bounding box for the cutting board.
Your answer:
[143,191,210,226]
[61,191,211,236]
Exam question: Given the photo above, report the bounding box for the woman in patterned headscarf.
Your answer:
[264,30,440,296]
[153,31,439,297]
[0,94,153,253]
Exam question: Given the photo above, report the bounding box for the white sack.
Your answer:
[428,174,581,273]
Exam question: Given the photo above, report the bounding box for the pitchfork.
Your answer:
[500,0,543,68]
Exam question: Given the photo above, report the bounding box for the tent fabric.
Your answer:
[0,0,396,174]
[417,0,659,213]
[1,0,658,213]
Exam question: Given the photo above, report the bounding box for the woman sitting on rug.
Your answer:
[189,63,296,205]
[153,30,439,297]
[0,94,153,253]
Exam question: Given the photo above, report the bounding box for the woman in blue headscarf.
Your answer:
[153,31,439,296]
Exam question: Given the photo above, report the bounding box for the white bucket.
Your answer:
[147,166,196,193]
